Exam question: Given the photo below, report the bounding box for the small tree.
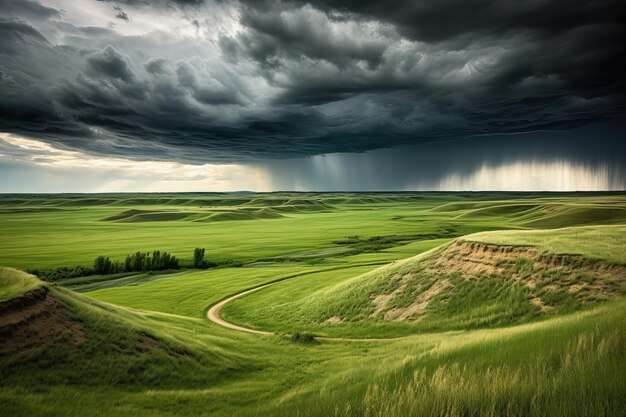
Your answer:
[94,255,113,275]
[152,250,161,270]
[193,247,205,268]
[132,251,144,272]
[124,255,132,272]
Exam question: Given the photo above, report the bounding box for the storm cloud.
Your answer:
[0,0,624,164]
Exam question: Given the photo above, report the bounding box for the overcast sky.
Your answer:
[0,0,624,191]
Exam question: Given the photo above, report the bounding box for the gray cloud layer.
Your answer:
[0,0,624,163]
[262,122,626,191]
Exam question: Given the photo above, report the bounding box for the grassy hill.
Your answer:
[222,225,626,338]
[0,269,239,389]
[1,266,624,417]
[0,268,309,416]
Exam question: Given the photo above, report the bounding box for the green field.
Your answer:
[1,193,625,416]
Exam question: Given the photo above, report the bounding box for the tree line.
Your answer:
[94,250,179,275]
[29,247,238,281]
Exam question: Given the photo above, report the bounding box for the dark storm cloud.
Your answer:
[0,18,49,53]
[0,0,623,163]
[220,0,623,154]
[230,0,624,107]
[113,6,130,21]
[230,5,388,69]
[260,121,626,191]
[0,0,60,20]
[0,19,91,138]
[144,57,168,74]
[96,0,204,8]
[175,60,242,105]
[86,45,135,81]
[247,0,623,43]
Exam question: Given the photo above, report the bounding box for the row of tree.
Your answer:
[31,248,231,281]
[94,250,179,275]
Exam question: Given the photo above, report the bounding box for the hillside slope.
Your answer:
[225,225,626,335]
[1,249,625,416]
[0,269,244,405]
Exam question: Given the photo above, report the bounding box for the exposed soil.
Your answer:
[367,240,626,322]
[384,279,451,321]
[324,316,343,325]
[371,274,408,316]
[529,297,552,311]
[0,286,85,356]
[436,241,626,293]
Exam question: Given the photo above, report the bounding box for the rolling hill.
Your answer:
[221,225,626,337]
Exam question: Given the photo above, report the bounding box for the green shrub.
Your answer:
[290,332,316,343]
[27,265,94,281]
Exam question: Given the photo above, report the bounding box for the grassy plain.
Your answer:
[0,192,625,416]
[1,192,624,270]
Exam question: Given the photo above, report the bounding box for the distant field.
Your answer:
[1,192,624,416]
[1,193,624,269]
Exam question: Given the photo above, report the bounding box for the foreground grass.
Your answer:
[307,301,626,417]
[1,272,623,416]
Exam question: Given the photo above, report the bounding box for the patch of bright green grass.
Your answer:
[522,205,626,228]
[102,209,195,222]
[299,300,626,417]
[0,195,474,269]
[59,270,189,292]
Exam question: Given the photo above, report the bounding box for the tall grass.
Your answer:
[341,333,621,417]
[298,303,626,417]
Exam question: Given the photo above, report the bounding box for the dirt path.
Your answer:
[206,281,402,342]
[207,283,273,336]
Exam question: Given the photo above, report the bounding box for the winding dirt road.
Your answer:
[206,280,402,342]
[207,283,273,336]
